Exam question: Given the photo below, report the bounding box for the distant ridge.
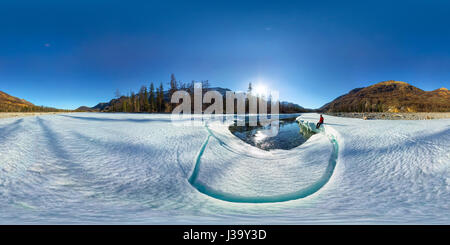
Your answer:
[0,90,34,107]
[320,81,450,112]
[0,90,35,112]
[0,90,70,112]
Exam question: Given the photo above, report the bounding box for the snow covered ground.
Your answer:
[0,113,448,224]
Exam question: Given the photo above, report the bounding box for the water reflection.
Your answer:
[229,116,316,150]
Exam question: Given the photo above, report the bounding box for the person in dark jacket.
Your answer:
[316,114,324,129]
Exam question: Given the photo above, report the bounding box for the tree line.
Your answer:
[0,104,72,113]
[99,74,308,114]
[104,74,179,113]
[325,99,450,113]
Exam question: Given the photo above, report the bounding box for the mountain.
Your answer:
[75,106,97,112]
[320,81,450,112]
[0,90,34,106]
[0,90,35,112]
[0,90,70,112]
[279,101,311,113]
[92,102,110,111]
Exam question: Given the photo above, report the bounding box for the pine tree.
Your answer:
[149,82,156,112]
[158,83,164,112]
[169,74,178,97]
[155,87,159,112]
[202,80,210,94]
[143,86,149,112]
[122,100,127,112]
[138,86,148,112]
[135,95,140,112]
[169,74,178,111]
[131,92,136,112]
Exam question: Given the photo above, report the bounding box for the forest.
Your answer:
[92,74,309,114]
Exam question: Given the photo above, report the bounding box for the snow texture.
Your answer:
[0,113,448,224]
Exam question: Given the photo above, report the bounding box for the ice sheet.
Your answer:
[0,113,448,224]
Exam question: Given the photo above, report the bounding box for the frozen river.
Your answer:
[0,113,448,224]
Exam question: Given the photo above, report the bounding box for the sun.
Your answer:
[253,84,268,96]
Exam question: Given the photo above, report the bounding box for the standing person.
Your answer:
[316,114,324,129]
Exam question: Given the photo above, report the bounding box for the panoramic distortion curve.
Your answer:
[187,120,340,203]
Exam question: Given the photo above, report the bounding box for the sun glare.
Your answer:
[253,84,268,96]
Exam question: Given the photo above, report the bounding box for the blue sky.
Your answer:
[1,0,449,109]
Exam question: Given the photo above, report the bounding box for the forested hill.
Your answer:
[0,90,70,112]
[320,81,450,112]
